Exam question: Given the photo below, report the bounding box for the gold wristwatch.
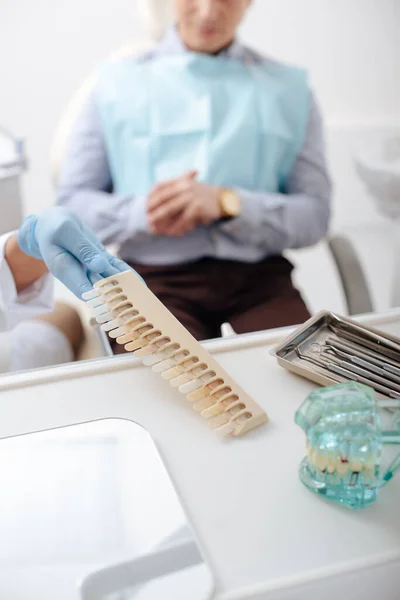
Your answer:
[218,188,241,218]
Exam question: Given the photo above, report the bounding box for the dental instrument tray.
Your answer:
[272,311,400,400]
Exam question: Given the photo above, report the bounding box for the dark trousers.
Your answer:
[119,255,310,342]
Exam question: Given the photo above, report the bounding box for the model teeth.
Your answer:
[336,461,348,476]
[307,447,376,477]
[326,459,336,474]
[351,460,363,472]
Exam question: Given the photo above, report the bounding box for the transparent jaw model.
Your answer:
[295,382,400,509]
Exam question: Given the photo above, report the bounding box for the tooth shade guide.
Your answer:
[134,339,174,358]
[153,359,178,374]
[143,354,164,366]
[107,294,128,308]
[102,285,123,297]
[131,321,151,334]
[136,336,172,356]
[96,312,113,324]
[179,379,203,394]
[125,315,146,327]
[82,289,100,301]
[102,319,122,332]
[141,327,162,338]
[117,307,140,320]
[125,338,149,352]
[201,396,241,418]
[86,270,268,437]
[92,304,109,316]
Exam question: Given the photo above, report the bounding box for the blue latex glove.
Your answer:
[18,207,137,298]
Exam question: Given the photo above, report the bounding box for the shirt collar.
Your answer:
[156,25,248,61]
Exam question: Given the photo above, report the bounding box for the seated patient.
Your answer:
[0,207,132,372]
[58,0,332,341]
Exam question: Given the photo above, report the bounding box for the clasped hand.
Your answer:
[147,171,222,236]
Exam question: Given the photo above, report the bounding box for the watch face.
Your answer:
[223,191,240,217]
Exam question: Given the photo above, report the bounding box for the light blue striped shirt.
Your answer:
[57,27,332,265]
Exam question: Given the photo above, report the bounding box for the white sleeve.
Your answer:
[0,232,54,332]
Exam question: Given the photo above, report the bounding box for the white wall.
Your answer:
[243,0,399,124]
[0,0,140,215]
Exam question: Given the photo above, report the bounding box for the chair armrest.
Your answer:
[328,234,374,315]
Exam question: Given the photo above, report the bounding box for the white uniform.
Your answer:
[0,233,73,373]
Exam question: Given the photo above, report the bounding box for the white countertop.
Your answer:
[0,311,400,599]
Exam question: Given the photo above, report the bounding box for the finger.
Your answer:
[53,220,110,273]
[164,204,198,237]
[150,216,178,236]
[102,255,131,275]
[101,253,146,284]
[151,176,181,194]
[151,170,197,194]
[72,224,145,282]
[148,173,197,211]
[148,191,192,225]
[86,259,146,289]
[148,181,191,212]
[47,250,95,298]
[150,218,175,235]
[166,217,196,237]
[80,221,106,252]
[183,170,198,180]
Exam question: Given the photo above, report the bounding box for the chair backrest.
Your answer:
[328,234,374,315]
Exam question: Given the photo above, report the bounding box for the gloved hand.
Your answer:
[18,207,136,298]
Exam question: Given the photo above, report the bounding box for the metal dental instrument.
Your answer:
[325,336,400,376]
[329,313,400,355]
[295,347,400,399]
[322,342,400,385]
[316,348,400,393]
[328,325,400,364]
